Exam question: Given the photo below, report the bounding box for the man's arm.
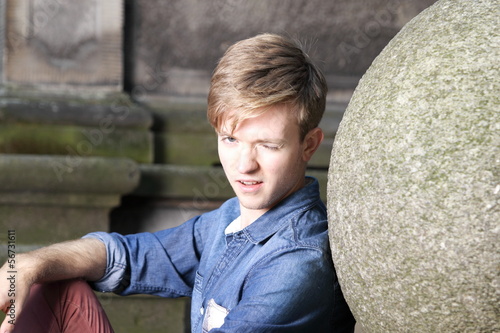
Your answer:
[0,238,106,332]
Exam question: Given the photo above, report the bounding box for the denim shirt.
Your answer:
[84,177,355,332]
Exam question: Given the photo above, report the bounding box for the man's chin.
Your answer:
[238,197,266,210]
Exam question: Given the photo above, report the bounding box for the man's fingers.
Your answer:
[0,287,28,333]
[0,297,18,333]
[0,316,15,333]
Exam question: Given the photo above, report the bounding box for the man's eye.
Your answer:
[262,144,280,151]
[222,136,237,143]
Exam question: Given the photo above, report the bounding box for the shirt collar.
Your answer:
[224,216,242,235]
[237,176,322,244]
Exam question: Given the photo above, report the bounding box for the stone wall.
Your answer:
[130,0,436,98]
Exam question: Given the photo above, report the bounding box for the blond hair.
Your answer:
[207,33,327,140]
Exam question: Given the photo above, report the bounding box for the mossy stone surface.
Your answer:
[0,124,153,163]
[0,93,154,163]
[327,0,499,331]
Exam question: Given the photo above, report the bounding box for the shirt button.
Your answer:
[200,307,204,315]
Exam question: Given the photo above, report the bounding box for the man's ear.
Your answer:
[302,128,324,162]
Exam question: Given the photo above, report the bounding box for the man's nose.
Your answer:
[237,146,258,174]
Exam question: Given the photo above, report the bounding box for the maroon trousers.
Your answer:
[13,280,114,333]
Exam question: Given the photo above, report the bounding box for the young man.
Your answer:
[0,33,355,332]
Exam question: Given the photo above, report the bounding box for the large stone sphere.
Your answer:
[327,0,499,332]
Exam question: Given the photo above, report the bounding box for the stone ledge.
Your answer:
[0,193,120,208]
[0,123,153,163]
[0,93,152,128]
[0,154,140,244]
[0,154,139,194]
[0,93,154,163]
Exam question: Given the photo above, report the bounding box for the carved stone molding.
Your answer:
[5,0,123,91]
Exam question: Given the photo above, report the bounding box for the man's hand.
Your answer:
[0,254,34,333]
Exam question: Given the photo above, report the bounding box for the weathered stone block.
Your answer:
[327,0,499,332]
[4,0,123,91]
[0,154,140,245]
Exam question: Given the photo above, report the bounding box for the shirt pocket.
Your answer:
[202,298,229,333]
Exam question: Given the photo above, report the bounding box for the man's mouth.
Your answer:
[239,181,262,185]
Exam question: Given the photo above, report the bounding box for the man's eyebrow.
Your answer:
[217,130,287,144]
[217,131,233,137]
[256,138,287,146]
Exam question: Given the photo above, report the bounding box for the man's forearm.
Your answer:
[18,238,106,285]
[0,238,106,332]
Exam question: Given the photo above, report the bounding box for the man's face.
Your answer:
[217,105,318,224]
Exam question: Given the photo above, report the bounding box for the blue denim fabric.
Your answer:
[84,177,355,332]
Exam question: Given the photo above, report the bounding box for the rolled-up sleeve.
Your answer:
[83,231,130,293]
[81,213,208,298]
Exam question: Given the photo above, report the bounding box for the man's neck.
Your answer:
[239,208,267,229]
